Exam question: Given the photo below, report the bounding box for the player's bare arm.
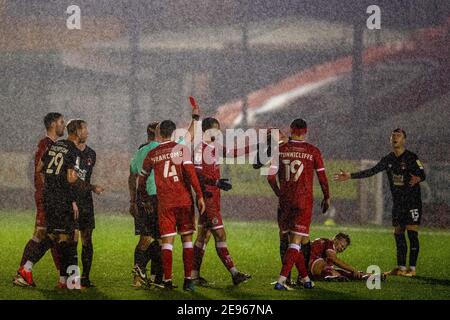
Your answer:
[184,96,201,143]
[326,250,361,278]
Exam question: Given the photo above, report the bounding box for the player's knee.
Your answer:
[33,228,46,242]
[407,230,419,242]
[394,226,405,235]
[138,236,152,250]
[213,228,226,242]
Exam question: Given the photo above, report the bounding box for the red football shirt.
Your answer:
[34,136,54,191]
[310,238,335,262]
[139,141,203,208]
[193,141,251,194]
[271,140,326,207]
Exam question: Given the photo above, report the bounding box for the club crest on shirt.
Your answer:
[400,162,406,170]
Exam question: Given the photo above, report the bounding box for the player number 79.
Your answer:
[46,151,64,175]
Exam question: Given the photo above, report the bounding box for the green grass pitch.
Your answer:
[1,210,449,300]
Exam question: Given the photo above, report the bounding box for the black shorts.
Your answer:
[135,195,160,239]
[75,201,95,231]
[392,202,422,227]
[44,199,75,234]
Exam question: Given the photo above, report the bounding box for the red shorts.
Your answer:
[277,202,312,236]
[158,205,195,238]
[198,193,224,230]
[35,190,46,229]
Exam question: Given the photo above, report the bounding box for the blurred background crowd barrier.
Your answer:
[1,0,449,227]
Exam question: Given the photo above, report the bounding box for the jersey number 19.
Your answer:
[282,159,304,182]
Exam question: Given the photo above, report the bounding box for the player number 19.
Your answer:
[282,159,304,182]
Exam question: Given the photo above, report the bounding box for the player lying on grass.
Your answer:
[309,233,386,282]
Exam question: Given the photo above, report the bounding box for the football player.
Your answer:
[268,118,330,290]
[138,120,206,291]
[13,113,65,287]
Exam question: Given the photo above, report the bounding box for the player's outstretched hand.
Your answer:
[72,201,79,220]
[321,198,330,214]
[409,174,421,187]
[333,169,351,182]
[216,178,232,191]
[93,185,105,195]
[198,197,206,215]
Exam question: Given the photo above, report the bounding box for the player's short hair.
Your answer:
[392,128,406,138]
[290,118,307,130]
[66,119,86,135]
[202,117,220,132]
[43,112,63,130]
[335,232,351,246]
[147,122,159,140]
[159,120,176,138]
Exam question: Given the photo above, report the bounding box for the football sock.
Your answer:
[20,239,40,267]
[278,244,300,283]
[58,241,70,277]
[394,233,407,268]
[134,245,147,271]
[192,241,206,278]
[407,230,419,268]
[50,244,61,271]
[23,260,34,272]
[279,235,291,281]
[183,242,194,279]
[279,235,289,263]
[294,250,309,278]
[161,243,173,281]
[81,241,93,279]
[301,241,311,271]
[215,242,235,273]
[58,241,78,278]
[28,237,52,264]
[148,241,163,282]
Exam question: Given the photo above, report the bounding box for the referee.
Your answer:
[334,129,426,277]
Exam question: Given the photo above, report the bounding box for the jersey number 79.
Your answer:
[46,151,64,175]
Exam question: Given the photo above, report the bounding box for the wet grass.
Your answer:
[1,211,449,300]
